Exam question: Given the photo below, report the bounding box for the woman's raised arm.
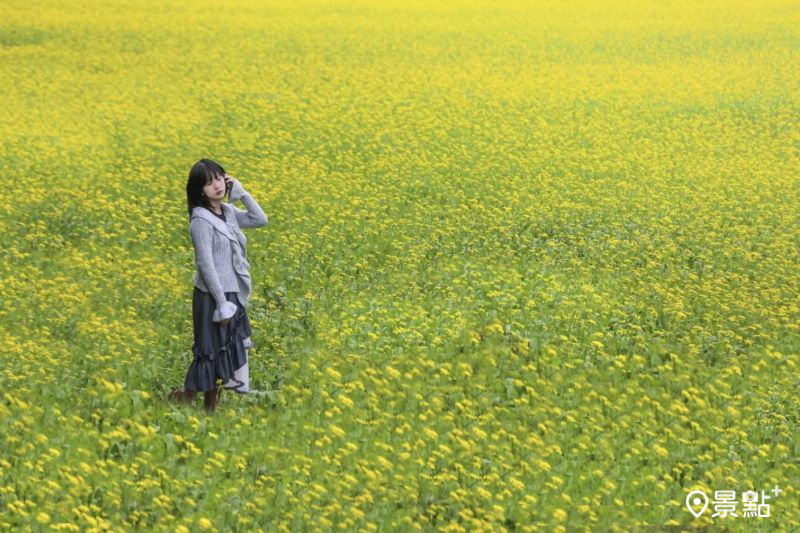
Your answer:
[227,176,268,228]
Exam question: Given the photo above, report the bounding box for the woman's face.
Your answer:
[203,173,227,201]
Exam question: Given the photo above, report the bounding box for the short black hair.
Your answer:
[186,159,226,218]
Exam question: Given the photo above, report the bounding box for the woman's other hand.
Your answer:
[224,174,247,202]
[220,318,231,327]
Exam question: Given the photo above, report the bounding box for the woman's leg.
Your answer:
[204,386,222,413]
[168,388,197,404]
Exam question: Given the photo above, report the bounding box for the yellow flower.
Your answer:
[338,394,354,407]
[423,427,438,440]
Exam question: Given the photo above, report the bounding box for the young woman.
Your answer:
[168,159,268,413]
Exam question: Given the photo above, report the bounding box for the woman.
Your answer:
[168,159,268,413]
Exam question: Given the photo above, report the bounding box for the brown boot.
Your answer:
[204,387,222,413]
[168,387,197,405]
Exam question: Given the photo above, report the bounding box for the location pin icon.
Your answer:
[686,490,709,518]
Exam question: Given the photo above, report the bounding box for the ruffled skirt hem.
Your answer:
[184,287,252,393]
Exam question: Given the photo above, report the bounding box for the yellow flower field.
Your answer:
[1,0,798,530]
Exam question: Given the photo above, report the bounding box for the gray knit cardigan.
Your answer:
[189,179,268,322]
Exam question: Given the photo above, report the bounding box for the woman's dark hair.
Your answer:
[187,159,226,218]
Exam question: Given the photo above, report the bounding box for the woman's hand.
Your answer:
[224,174,247,202]
[220,318,231,327]
[223,173,238,190]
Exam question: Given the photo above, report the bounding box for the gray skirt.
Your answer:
[184,286,252,392]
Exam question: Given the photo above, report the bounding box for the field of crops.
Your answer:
[1,0,799,530]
